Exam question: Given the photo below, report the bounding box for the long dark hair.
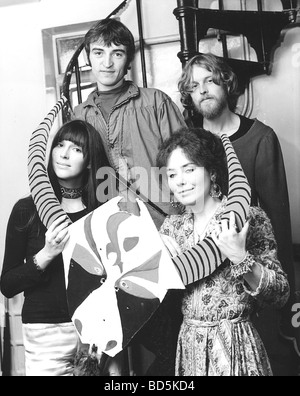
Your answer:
[22,120,110,232]
[47,119,110,213]
[157,127,228,197]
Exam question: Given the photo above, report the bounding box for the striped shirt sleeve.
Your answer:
[172,134,251,285]
[28,96,70,229]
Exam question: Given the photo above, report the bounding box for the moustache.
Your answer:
[200,95,215,103]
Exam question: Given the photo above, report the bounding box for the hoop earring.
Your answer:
[210,182,222,199]
[210,174,222,199]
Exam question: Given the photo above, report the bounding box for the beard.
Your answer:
[194,91,228,120]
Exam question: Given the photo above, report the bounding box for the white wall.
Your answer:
[252,26,300,243]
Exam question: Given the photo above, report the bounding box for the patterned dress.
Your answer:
[160,198,290,376]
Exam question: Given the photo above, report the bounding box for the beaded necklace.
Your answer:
[60,185,83,199]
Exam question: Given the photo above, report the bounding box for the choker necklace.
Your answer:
[60,185,83,199]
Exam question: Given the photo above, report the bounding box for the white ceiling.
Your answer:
[0,0,40,7]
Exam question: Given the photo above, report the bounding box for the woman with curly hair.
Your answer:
[157,127,290,376]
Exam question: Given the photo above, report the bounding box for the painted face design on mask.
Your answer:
[63,197,184,357]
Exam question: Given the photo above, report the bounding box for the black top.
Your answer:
[0,196,87,324]
[94,82,128,123]
[188,112,255,141]
[230,115,255,142]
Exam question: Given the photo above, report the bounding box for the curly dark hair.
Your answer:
[157,127,228,197]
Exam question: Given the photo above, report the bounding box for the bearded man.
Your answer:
[178,52,297,376]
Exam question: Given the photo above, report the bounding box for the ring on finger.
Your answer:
[55,238,61,244]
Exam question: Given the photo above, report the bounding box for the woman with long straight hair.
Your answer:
[0,116,110,376]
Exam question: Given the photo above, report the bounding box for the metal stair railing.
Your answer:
[174,0,298,87]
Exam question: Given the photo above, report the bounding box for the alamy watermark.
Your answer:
[292,303,300,328]
[95,163,206,212]
[96,165,172,204]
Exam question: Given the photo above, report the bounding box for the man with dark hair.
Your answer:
[73,18,186,229]
[73,18,186,376]
[178,52,297,376]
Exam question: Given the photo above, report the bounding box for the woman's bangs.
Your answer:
[58,127,88,157]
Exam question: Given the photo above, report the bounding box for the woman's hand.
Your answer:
[212,211,249,264]
[35,216,70,271]
[160,234,182,258]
